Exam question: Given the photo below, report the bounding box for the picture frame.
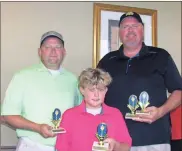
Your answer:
[93,3,157,67]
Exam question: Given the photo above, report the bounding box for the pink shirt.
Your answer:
[56,101,132,151]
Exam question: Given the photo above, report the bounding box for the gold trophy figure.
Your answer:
[125,95,139,119]
[136,91,150,115]
[92,123,109,151]
[51,108,66,134]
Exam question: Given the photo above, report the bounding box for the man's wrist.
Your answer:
[32,123,41,133]
[158,105,167,118]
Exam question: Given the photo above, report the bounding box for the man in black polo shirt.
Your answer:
[97,12,182,151]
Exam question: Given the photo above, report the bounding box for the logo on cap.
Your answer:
[126,12,134,16]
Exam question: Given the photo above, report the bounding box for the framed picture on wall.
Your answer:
[93,3,157,67]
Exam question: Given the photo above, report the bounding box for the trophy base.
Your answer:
[92,141,109,151]
[52,127,66,134]
[125,113,137,119]
[136,110,150,115]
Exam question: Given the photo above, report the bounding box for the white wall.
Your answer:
[1,1,181,147]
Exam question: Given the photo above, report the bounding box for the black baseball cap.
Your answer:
[119,12,144,26]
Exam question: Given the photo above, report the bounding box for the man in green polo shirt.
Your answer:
[1,31,82,151]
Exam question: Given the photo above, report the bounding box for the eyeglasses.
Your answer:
[42,44,64,51]
[120,24,141,30]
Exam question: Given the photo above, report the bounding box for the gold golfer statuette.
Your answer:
[51,108,66,134]
[92,123,109,151]
[136,91,150,115]
[125,95,139,119]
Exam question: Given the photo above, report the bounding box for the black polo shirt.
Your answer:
[97,43,182,146]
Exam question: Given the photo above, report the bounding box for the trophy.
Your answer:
[51,108,66,134]
[136,91,150,115]
[92,123,109,151]
[125,95,139,119]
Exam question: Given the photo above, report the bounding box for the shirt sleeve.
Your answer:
[97,56,105,69]
[164,56,182,93]
[55,110,72,151]
[114,109,132,147]
[1,73,25,115]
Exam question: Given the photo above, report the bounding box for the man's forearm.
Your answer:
[114,141,130,151]
[159,90,182,117]
[3,115,40,133]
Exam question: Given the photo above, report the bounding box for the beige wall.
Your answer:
[1,1,181,146]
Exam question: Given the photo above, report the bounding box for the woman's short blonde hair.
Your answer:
[78,68,112,88]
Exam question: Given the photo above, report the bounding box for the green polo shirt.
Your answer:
[1,63,82,146]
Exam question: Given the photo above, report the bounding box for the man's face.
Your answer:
[80,84,108,109]
[119,17,144,48]
[38,37,65,70]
